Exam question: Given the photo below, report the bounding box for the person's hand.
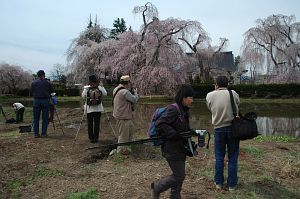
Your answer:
[133,88,138,95]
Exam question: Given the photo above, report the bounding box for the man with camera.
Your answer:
[112,75,139,155]
[31,70,54,138]
[82,75,107,143]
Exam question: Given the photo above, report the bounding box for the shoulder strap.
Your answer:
[170,103,181,115]
[170,103,184,122]
[112,86,126,104]
[228,89,237,116]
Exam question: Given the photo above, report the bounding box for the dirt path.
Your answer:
[0,108,299,199]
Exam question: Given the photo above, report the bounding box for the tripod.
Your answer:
[53,105,65,135]
[73,104,116,143]
[0,105,8,122]
[103,108,117,138]
[73,102,87,143]
[49,97,65,135]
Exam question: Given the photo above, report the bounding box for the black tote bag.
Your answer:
[228,90,259,140]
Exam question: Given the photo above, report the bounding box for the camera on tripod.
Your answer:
[195,130,208,147]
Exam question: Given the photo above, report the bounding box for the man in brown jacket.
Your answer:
[112,75,139,155]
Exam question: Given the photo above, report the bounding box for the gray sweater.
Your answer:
[206,88,240,128]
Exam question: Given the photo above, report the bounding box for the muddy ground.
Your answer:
[0,107,299,199]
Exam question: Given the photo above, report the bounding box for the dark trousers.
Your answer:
[154,159,186,199]
[33,99,49,135]
[16,107,25,122]
[87,112,101,142]
[214,126,240,188]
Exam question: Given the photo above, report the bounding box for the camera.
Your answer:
[195,130,206,147]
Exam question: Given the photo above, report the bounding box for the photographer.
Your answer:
[31,70,54,138]
[82,75,107,143]
[112,75,139,155]
[12,102,25,123]
[150,85,194,199]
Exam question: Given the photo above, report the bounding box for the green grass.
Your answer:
[7,179,22,199]
[244,145,264,159]
[33,167,65,178]
[255,135,296,142]
[66,188,99,199]
[240,98,300,104]
[0,130,20,138]
[5,167,65,198]
[111,154,128,164]
[258,174,274,182]
[198,167,214,179]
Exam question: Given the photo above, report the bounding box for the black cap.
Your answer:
[37,70,45,77]
[89,75,97,83]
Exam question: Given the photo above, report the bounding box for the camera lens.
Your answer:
[198,135,205,147]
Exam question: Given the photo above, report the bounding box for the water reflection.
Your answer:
[256,117,300,138]
[1,99,299,138]
[134,103,300,138]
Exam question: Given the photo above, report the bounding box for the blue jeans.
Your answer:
[214,126,240,187]
[33,98,50,135]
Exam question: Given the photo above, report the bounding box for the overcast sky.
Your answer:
[0,0,299,75]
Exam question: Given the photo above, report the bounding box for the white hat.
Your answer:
[120,75,130,82]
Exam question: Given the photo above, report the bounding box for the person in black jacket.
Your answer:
[150,84,194,199]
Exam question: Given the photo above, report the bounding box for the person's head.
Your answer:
[120,75,130,85]
[37,70,45,78]
[215,76,229,88]
[89,75,98,87]
[175,84,194,107]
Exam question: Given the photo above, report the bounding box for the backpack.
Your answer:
[87,87,102,106]
[147,103,181,146]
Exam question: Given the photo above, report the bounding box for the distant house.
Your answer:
[214,51,236,72]
[186,51,236,80]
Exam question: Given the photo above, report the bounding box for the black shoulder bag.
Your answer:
[228,89,259,141]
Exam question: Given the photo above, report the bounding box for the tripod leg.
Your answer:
[1,106,8,121]
[73,112,86,144]
[54,108,65,135]
[104,109,117,138]
[52,120,56,130]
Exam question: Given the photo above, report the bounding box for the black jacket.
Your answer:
[155,103,190,160]
[31,78,54,99]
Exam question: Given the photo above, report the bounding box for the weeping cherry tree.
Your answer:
[242,14,300,83]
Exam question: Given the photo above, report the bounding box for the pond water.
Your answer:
[2,100,299,138]
[131,101,300,139]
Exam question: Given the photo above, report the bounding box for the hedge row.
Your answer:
[192,83,300,98]
[14,83,300,98]
[16,88,80,97]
